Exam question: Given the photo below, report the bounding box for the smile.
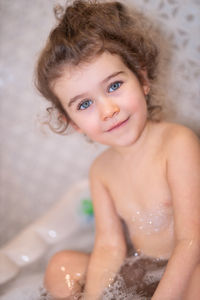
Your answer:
[106,117,130,132]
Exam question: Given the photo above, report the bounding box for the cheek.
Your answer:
[72,114,99,135]
[122,94,141,112]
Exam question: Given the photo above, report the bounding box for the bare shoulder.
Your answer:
[162,122,199,144]
[89,147,114,180]
[159,122,200,155]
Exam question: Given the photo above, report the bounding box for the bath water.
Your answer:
[39,254,167,299]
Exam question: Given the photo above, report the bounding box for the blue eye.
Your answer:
[78,99,93,110]
[108,81,122,92]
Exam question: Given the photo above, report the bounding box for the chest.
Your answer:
[105,154,172,231]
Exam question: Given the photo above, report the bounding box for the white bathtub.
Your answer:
[0,179,95,299]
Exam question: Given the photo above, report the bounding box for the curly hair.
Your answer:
[35,0,162,134]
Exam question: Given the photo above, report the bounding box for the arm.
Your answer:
[152,127,200,300]
[84,160,127,300]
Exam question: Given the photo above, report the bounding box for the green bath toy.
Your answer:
[81,198,94,216]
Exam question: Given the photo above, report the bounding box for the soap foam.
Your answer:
[39,255,167,299]
[131,204,173,235]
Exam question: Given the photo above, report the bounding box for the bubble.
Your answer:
[131,204,173,235]
[102,254,167,299]
[65,273,75,289]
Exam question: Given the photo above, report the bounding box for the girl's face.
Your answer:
[53,52,149,148]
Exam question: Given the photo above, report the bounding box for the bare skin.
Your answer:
[86,121,200,300]
[94,121,175,259]
[44,251,90,299]
[45,52,200,299]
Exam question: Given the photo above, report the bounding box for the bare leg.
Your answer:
[44,250,90,299]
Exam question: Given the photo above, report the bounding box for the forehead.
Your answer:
[53,52,128,96]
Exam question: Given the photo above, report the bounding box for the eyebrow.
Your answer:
[68,71,125,107]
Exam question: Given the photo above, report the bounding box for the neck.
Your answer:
[111,120,154,158]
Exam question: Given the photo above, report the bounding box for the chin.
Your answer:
[119,132,141,147]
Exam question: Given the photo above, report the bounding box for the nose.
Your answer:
[98,98,120,121]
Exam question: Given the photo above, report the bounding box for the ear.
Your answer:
[69,120,83,133]
[143,84,150,96]
[139,70,150,95]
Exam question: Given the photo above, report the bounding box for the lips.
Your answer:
[106,117,130,132]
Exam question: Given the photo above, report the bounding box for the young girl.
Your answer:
[35,1,200,299]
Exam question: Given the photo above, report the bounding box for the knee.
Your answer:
[44,250,89,299]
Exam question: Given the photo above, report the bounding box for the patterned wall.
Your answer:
[0,0,199,246]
